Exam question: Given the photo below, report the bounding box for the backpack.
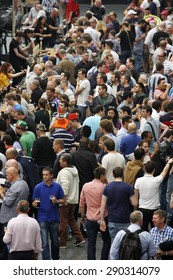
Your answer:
[119,229,142,260]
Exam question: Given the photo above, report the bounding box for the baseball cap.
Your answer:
[16,120,28,130]
[127,9,137,16]
[68,113,79,121]
[160,10,168,16]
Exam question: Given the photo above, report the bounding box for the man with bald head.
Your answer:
[5,159,23,179]
[5,148,41,197]
[120,122,141,158]
[47,8,60,47]
[0,167,29,225]
[0,166,29,258]
[26,64,43,94]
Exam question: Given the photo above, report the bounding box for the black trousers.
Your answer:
[0,223,8,260]
[10,250,34,260]
[138,208,158,232]
[86,217,111,260]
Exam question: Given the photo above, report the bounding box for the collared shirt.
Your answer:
[32,181,64,222]
[150,225,173,248]
[80,179,106,221]
[3,214,42,253]
[110,224,156,260]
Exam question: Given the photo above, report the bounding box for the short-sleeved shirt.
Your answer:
[134,174,163,209]
[20,131,36,157]
[32,181,64,222]
[103,181,135,223]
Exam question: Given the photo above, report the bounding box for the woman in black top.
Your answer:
[118,21,135,64]
[34,98,50,130]
[34,16,52,49]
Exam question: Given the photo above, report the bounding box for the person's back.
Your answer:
[120,123,141,157]
[3,200,42,260]
[110,211,156,260]
[100,166,138,240]
[124,148,145,186]
[72,138,98,190]
[101,139,125,182]
[80,166,111,260]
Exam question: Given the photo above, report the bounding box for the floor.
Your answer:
[38,232,104,260]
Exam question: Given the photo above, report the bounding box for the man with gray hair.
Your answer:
[110,210,156,260]
[3,200,42,260]
[26,64,43,94]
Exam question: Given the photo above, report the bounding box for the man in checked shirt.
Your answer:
[150,210,173,259]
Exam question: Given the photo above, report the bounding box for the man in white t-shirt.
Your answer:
[60,80,75,107]
[76,68,91,123]
[134,158,173,231]
[102,138,125,183]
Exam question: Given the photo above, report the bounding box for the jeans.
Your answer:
[39,221,59,260]
[134,49,143,73]
[166,174,173,224]
[86,217,111,260]
[77,106,87,124]
[59,204,84,246]
[120,50,131,64]
[160,179,168,211]
[108,222,130,241]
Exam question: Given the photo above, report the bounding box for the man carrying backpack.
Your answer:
[110,211,156,260]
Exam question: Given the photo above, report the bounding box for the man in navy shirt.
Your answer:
[32,167,64,260]
[100,167,138,240]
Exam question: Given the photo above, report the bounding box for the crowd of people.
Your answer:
[0,0,173,260]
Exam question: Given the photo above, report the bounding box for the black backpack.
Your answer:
[119,229,142,260]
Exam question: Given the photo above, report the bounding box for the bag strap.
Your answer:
[126,31,134,55]
[146,122,157,142]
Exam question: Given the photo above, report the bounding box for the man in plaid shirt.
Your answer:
[150,210,173,259]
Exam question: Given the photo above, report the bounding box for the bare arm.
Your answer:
[13,47,28,61]
[159,123,169,141]
[130,194,138,207]
[100,195,107,232]
[161,158,173,178]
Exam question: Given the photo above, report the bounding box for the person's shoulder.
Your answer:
[165,224,173,232]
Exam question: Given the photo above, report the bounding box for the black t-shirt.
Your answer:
[118,30,135,51]
[47,16,57,38]
[9,39,20,67]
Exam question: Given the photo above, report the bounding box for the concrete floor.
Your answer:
[59,233,102,260]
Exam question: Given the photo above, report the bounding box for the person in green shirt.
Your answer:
[15,120,36,157]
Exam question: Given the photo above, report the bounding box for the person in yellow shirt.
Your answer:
[0,62,26,96]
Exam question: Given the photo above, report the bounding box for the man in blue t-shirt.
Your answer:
[32,167,64,260]
[100,167,138,240]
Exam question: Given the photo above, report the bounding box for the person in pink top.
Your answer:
[80,166,111,260]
